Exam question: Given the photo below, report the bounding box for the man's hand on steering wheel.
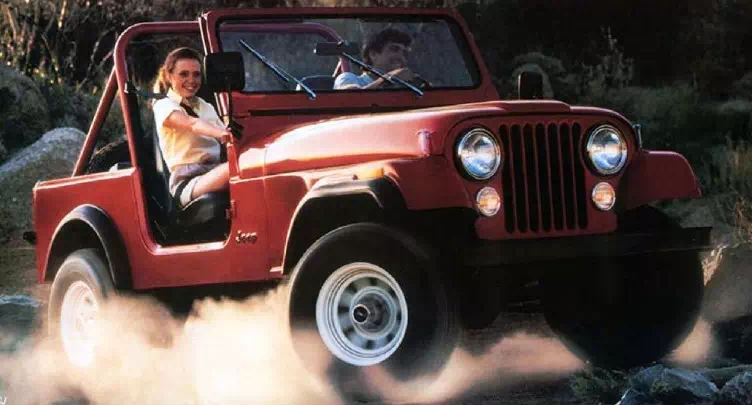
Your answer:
[383,67,430,89]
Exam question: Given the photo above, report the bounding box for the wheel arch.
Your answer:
[45,204,132,289]
[282,177,407,274]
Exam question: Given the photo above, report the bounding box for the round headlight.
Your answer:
[476,187,501,217]
[586,125,627,175]
[456,128,501,180]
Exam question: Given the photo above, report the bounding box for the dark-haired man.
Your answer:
[334,28,416,90]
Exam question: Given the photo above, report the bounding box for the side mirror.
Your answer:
[314,41,361,56]
[204,52,245,93]
[518,71,544,100]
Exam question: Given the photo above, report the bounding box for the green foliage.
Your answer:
[35,78,98,131]
[505,52,579,101]
[569,368,630,403]
[732,72,752,100]
[588,84,705,149]
[0,67,50,152]
[34,78,130,146]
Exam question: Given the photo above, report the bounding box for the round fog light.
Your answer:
[592,182,616,211]
[476,187,501,217]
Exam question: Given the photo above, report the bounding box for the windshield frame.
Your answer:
[202,8,497,112]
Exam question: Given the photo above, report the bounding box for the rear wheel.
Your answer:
[542,206,704,368]
[287,223,458,401]
[48,249,115,368]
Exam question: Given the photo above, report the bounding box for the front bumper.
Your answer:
[465,227,713,266]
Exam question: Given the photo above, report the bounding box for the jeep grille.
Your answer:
[499,122,588,233]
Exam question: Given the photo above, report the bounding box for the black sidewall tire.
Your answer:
[48,248,115,366]
[85,138,130,174]
[287,223,457,398]
[542,251,704,369]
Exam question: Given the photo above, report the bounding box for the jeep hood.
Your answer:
[239,100,619,177]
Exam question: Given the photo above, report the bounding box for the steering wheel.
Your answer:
[383,74,431,90]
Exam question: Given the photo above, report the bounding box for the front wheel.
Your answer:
[287,223,457,400]
[542,250,704,369]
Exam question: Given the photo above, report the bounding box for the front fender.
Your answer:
[383,156,474,211]
[619,150,702,211]
[46,204,132,289]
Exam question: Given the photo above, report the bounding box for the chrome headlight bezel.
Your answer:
[586,125,628,176]
[455,127,502,181]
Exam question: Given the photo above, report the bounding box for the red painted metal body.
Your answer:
[32,8,702,291]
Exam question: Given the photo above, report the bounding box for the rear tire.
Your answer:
[48,248,115,368]
[287,223,458,401]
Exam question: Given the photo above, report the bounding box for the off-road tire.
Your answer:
[287,223,458,401]
[48,248,115,368]
[542,206,704,369]
[85,138,130,174]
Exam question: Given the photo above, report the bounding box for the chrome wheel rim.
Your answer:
[316,262,408,366]
[60,280,99,367]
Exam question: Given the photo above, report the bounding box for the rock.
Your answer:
[649,368,718,404]
[718,371,752,405]
[0,128,85,237]
[616,388,663,405]
[0,295,40,353]
[0,64,50,150]
[632,365,667,394]
[699,365,752,388]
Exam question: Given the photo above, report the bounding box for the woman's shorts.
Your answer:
[169,163,218,207]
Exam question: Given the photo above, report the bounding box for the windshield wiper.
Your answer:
[237,39,317,100]
[339,51,423,97]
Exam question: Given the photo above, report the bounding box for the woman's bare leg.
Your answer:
[191,162,230,198]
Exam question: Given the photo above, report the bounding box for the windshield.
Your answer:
[217,16,481,93]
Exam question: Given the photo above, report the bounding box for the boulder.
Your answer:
[0,295,40,353]
[649,368,718,404]
[616,388,663,405]
[631,365,667,394]
[0,64,50,151]
[718,371,752,405]
[0,128,85,238]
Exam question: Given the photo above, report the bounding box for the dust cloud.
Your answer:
[363,332,583,404]
[0,287,340,405]
[668,319,717,366]
[0,287,584,405]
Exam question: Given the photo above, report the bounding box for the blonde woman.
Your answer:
[152,47,232,207]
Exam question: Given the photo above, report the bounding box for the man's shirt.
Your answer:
[334,72,374,89]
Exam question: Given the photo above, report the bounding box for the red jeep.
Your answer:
[30,6,710,394]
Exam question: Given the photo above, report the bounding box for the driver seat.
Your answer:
[125,82,230,245]
[152,132,229,237]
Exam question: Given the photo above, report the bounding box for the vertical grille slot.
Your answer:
[573,124,588,229]
[500,126,516,233]
[500,121,588,234]
[547,124,564,230]
[523,124,540,232]
[535,124,552,231]
[561,124,576,229]
[510,125,528,233]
